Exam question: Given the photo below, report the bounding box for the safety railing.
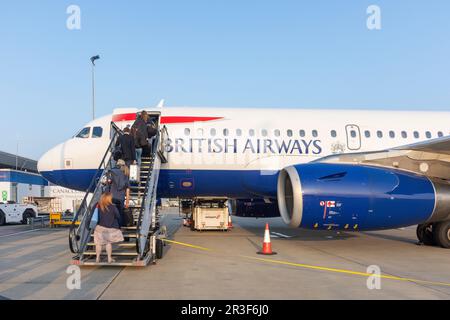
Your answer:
[136,132,161,258]
[69,122,122,255]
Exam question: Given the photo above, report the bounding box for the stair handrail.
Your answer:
[69,122,122,254]
[136,131,162,257]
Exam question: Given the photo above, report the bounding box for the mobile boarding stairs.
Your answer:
[69,120,169,267]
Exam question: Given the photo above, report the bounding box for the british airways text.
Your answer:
[166,138,322,155]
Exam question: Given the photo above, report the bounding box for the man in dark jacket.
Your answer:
[115,127,136,167]
[131,111,149,166]
[107,159,130,227]
[146,117,158,152]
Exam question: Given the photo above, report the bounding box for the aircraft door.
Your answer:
[345,124,361,151]
[158,124,169,163]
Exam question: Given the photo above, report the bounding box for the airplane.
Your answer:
[37,103,450,248]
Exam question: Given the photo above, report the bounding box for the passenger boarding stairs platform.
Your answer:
[69,120,169,267]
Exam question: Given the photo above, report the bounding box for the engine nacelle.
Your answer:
[231,199,280,218]
[277,163,450,231]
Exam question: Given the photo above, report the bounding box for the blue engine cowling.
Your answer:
[231,199,280,218]
[277,163,449,231]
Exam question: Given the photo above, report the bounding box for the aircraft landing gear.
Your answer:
[416,223,435,246]
[433,220,450,249]
[417,221,450,248]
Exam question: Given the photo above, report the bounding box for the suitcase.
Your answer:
[129,164,140,183]
[123,207,134,227]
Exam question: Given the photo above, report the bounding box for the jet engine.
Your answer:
[277,163,450,231]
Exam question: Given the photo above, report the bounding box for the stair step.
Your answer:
[72,254,152,267]
[87,242,136,247]
[122,232,138,236]
[90,233,137,238]
[83,251,138,256]
[81,261,136,267]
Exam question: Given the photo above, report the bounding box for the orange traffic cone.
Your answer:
[227,215,233,229]
[257,223,277,255]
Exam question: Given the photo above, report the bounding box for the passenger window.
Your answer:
[389,131,395,138]
[76,127,91,139]
[184,128,190,136]
[426,131,432,139]
[312,130,318,138]
[92,127,103,138]
[331,130,337,138]
[438,131,443,138]
[210,128,217,136]
[197,128,204,136]
[350,130,357,138]
[364,130,370,138]
[377,131,383,138]
[401,131,407,139]
[299,130,305,138]
[261,129,268,137]
[287,130,293,137]
[414,131,420,139]
[223,129,229,136]
[274,129,281,137]
[236,129,242,136]
[249,129,255,137]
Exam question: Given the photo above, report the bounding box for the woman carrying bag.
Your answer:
[93,192,124,263]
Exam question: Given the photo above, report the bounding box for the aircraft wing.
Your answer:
[315,136,450,180]
[393,136,450,155]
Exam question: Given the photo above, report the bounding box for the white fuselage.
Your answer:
[38,107,450,195]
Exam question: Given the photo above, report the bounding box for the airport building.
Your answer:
[0,150,84,212]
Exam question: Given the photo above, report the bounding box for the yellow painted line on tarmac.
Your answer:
[0,229,42,238]
[162,238,450,288]
[241,255,450,288]
[162,239,213,252]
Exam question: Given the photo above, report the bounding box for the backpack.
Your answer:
[102,169,127,193]
[113,149,122,161]
[131,119,148,148]
[147,120,158,137]
[130,123,139,146]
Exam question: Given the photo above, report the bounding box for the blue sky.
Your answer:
[0,1,449,159]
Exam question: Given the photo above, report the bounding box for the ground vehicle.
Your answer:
[191,198,229,231]
[0,202,38,225]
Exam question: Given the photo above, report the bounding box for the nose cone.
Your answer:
[38,143,64,185]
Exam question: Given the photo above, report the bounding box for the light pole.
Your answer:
[15,140,18,171]
[90,55,100,120]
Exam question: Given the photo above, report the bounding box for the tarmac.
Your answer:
[1,208,450,300]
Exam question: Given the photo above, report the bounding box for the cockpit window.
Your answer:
[92,127,103,138]
[75,127,91,138]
